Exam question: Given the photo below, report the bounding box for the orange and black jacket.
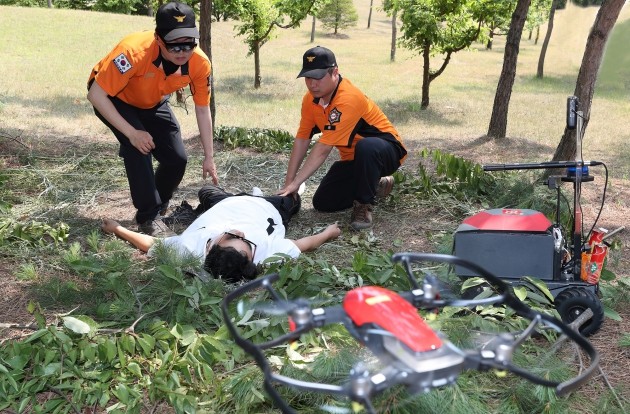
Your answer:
[296,76,407,162]
[88,31,211,109]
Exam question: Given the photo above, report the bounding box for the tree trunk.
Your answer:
[487,0,531,138]
[47,0,53,7]
[552,0,625,162]
[254,40,262,88]
[199,0,215,126]
[367,0,374,28]
[487,31,494,50]
[421,42,430,108]
[390,9,397,62]
[535,25,540,44]
[537,0,557,78]
[310,15,316,43]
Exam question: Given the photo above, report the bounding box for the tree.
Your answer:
[552,0,625,161]
[367,0,374,28]
[310,14,316,42]
[233,0,318,88]
[382,0,399,62]
[390,7,398,61]
[212,0,240,21]
[525,0,553,46]
[391,0,483,108]
[199,0,216,127]
[486,0,531,138]
[471,0,517,50]
[536,0,557,78]
[317,0,358,35]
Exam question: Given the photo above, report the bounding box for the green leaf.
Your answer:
[137,334,156,356]
[604,306,622,322]
[158,264,182,283]
[99,339,117,363]
[127,362,142,378]
[18,396,31,413]
[513,286,527,301]
[62,316,91,334]
[24,328,49,343]
[119,335,136,354]
[112,383,130,404]
[522,277,555,302]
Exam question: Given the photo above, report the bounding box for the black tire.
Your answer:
[554,288,604,336]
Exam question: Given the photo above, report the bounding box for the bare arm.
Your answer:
[101,219,156,253]
[87,82,155,155]
[283,138,311,186]
[291,223,341,252]
[195,104,219,184]
[278,141,333,196]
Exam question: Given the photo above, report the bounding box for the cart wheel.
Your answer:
[554,288,604,336]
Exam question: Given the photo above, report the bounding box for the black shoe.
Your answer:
[163,201,198,229]
[138,218,175,237]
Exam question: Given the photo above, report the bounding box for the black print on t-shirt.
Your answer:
[266,218,276,235]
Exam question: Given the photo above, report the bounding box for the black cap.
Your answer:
[156,2,200,42]
[297,46,337,79]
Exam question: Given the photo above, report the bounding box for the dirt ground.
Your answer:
[1,134,628,410]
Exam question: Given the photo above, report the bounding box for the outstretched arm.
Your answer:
[278,141,332,197]
[292,223,341,252]
[101,219,156,253]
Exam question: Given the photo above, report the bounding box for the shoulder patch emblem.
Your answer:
[113,53,132,74]
[328,107,342,125]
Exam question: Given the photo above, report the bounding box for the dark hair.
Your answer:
[203,245,258,283]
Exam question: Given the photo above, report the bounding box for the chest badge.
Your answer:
[328,107,342,125]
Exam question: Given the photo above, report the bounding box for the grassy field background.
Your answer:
[1,2,629,178]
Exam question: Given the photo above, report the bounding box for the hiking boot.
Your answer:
[350,201,373,231]
[138,218,175,237]
[376,176,394,199]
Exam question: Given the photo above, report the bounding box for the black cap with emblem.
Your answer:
[156,2,200,41]
[297,46,337,79]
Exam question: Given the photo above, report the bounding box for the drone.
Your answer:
[222,252,599,414]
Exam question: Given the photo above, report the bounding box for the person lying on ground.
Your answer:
[101,184,341,283]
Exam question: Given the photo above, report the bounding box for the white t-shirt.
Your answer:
[159,196,301,264]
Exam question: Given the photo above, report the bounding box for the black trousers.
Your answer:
[95,97,187,224]
[312,137,403,212]
[197,185,301,228]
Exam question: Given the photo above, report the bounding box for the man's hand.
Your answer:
[128,130,155,155]
[101,218,122,234]
[203,156,219,184]
[323,222,341,240]
[276,182,300,197]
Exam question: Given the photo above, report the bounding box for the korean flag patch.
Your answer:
[113,53,132,74]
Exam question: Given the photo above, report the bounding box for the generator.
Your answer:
[454,208,560,283]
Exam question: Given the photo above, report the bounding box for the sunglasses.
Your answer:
[219,231,257,259]
[163,41,197,53]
